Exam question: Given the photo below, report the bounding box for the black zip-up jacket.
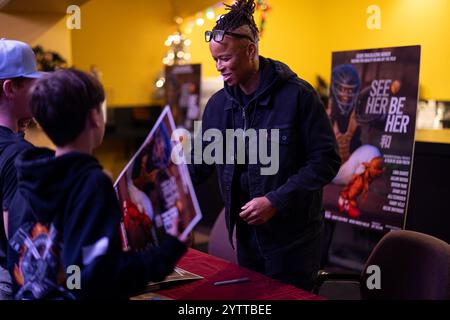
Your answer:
[8,148,186,299]
[189,56,341,253]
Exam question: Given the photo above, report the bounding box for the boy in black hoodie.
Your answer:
[7,69,186,299]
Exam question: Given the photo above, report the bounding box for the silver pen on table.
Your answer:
[213,277,250,286]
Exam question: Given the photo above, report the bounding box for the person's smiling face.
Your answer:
[209,32,255,87]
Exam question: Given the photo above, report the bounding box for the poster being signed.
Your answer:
[115,107,202,249]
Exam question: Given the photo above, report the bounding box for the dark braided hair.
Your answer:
[213,0,259,42]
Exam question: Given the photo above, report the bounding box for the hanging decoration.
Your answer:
[256,0,271,37]
[162,30,192,66]
[157,18,192,91]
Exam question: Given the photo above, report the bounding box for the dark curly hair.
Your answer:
[213,0,259,42]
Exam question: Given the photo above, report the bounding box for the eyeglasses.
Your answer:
[205,30,254,43]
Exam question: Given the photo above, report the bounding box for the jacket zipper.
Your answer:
[242,106,247,131]
[241,106,247,149]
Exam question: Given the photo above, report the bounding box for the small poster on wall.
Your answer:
[323,45,421,232]
[165,64,201,131]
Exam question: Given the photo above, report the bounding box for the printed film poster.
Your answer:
[323,45,421,232]
[165,64,201,132]
[115,106,202,250]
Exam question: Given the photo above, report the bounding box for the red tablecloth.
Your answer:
[157,249,323,300]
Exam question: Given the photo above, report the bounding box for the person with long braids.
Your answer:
[189,0,340,290]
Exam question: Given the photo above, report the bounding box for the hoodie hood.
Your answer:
[0,126,28,150]
[15,147,102,222]
[224,56,298,106]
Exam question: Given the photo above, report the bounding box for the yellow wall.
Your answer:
[184,0,450,100]
[2,0,449,105]
[317,0,450,100]
[184,1,323,84]
[0,13,72,65]
[71,0,175,107]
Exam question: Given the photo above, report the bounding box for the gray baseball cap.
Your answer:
[0,38,45,79]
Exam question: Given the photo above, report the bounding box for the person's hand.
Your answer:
[239,197,276,225]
